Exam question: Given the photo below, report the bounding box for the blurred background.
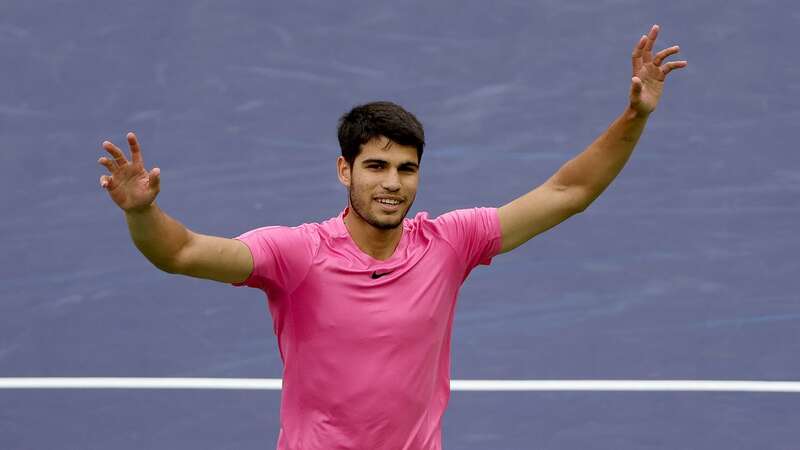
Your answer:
[1,0,798,448]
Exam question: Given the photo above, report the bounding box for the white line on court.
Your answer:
[1,378,799,392]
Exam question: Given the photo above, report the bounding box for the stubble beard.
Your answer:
[348,185,412,230]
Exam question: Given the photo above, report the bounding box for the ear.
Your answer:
[336,156,351,187]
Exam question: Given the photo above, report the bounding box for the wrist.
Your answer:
[624,105,650,121]
[125,201,158,216]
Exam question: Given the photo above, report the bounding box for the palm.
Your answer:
[629,25,687,116]
[98,133,161,213]
[109,161,156,210]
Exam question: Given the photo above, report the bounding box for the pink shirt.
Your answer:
[231,206,502,450]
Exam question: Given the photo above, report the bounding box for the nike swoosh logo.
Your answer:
[371,271,393,279]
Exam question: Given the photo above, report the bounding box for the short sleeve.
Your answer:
[229,224,318,293]
[434,207,503,272]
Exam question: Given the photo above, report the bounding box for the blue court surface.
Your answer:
[2,1,799,449]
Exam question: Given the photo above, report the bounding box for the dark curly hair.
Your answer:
[337,101,425,167]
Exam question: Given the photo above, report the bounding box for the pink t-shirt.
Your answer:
[231,206,502,450]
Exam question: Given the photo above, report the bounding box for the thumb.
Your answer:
[630,76,643,103]
[148,167,161,192]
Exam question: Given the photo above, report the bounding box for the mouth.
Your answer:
[374,197,403,212]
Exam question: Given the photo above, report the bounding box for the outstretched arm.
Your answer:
[497,24,687,254]
[98,133,253,283]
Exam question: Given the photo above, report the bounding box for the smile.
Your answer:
[375,198,402,211]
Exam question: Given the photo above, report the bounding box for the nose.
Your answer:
[381,169,401,191]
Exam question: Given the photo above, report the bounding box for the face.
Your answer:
[337,136,420,230]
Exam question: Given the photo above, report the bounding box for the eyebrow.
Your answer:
[361,158,419,169]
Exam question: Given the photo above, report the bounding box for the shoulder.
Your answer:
[236,219,327,257]
[402,210,437,235]
[420,207,498,231]
[402,207,498,239]
[238,222,320,240]
[403,207,496,224]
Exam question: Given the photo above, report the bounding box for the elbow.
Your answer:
[160,259,184,275]
[573,202,590,214]
[160,264,179,275]
[566,186,594,214]
[573,194,594,213]
[151,257,181,275]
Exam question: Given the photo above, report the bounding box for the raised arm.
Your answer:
[98,132,253,283]
[497,24,687,254]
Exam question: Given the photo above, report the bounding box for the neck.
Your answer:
[342,206,403,261]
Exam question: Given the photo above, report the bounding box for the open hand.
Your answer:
[98,132,161,213]
[629,24,688,116]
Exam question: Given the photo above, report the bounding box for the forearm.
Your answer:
[553,106,650,208]
[124,201,191,271]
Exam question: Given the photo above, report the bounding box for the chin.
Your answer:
[348,189,414,230]
[367,212,404,230]
[375,218,404,230]
[366,206,411,230]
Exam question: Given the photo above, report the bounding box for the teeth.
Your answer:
[377,199,400,205]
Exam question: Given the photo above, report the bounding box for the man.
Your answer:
[98,25,686,450]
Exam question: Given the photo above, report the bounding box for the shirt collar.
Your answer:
[330,206,350,237]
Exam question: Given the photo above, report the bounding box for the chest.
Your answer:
[287,246,464,344]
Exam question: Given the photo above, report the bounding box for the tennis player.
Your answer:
[98,25,685,450]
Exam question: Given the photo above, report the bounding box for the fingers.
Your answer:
[148,167,161,192]
[631,76,643,92]
[98,156,115,172]
[642,24,659,62]
[127,132,144,165]
[99,132,139,191]
[661,60,688,76]
[631,34,647,76]
[101,131,141,168]
[630,76,643,103]
[99,174,115,190]
[102,140,129,168]
[633,25,687,78]
[654,45,680,66]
